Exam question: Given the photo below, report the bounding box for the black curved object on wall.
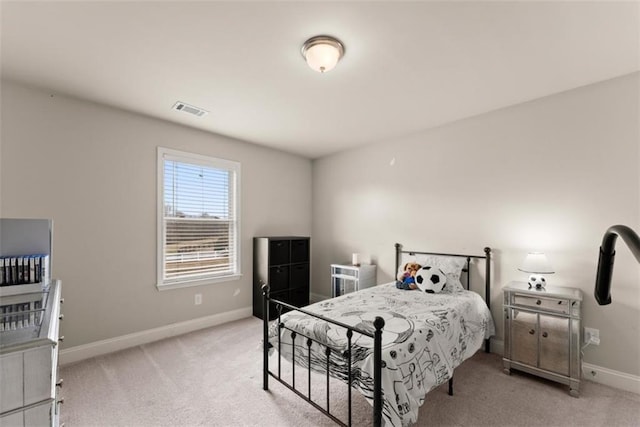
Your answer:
[594,225,640,305]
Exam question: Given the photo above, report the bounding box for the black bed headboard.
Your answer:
[395,243,493,352]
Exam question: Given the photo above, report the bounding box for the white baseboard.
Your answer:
[583,362,640,394]
[59,306,252,366]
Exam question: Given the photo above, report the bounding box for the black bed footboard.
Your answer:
[262,283,385,427]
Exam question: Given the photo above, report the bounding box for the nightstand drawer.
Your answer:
[512,294,570,314]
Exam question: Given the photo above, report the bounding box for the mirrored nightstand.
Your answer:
[503,281,582,397]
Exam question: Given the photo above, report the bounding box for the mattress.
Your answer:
[268,282,495,426]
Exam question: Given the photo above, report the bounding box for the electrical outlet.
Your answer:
[195,294,202,305]
[584,327,600,345]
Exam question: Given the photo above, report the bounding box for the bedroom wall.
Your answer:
[312,73,640,377]
[0,80,312,349]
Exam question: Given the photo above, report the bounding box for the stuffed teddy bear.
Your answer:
[396,262,422,290]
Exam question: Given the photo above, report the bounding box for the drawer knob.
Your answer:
[542,332,548,338]
[59,314,64,320]
[529,329,535,335]
[60,298,65,304]
[536,300,541,305]
[56,378,64,388]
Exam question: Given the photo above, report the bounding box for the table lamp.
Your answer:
[518,252,554,289]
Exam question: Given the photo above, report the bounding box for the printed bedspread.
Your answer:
[268,282,495,426]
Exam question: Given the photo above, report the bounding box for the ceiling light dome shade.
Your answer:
[301,35,345,73]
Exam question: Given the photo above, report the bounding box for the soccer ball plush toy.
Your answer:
[528,274,547,289]
[415,266,447,293]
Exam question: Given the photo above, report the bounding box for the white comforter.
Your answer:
[268,282,495,426]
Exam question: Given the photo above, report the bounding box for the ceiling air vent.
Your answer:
[172,101,209,117]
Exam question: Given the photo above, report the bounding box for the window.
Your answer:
[157,147,241,289]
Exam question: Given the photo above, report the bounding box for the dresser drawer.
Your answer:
[24,399,54,427]
[0,353,24,413]
[24,345,55,407]
[0,410,23,427]
[0,344,54,415]
[0,399,55,427]
[512,294,570,314]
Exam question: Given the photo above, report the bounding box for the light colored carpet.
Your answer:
[60,317,640,426]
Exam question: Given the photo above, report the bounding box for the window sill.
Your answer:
[156,274,242,291]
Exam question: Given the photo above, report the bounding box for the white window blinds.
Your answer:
[158,148,240,288]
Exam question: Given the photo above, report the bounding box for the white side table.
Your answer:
[330,264,377,297]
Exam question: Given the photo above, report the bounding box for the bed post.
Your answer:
[395,243,402,275]
[262,283,270,390]
[373,316,385,427]
[484,247,491,354]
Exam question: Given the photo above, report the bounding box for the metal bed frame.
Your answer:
[262,243,492,427]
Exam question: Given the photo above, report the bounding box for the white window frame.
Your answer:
[156,147,241,290]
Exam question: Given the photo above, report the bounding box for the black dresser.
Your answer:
[253,236,310,320]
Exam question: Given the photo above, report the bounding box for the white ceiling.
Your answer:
[1,1,638,159]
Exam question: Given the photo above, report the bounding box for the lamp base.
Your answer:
[528,274,547,290]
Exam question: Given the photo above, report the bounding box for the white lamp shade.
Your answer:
[518,253,554,274]
[302,36,344,73]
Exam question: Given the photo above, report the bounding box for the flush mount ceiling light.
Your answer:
[301,35,345,73]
